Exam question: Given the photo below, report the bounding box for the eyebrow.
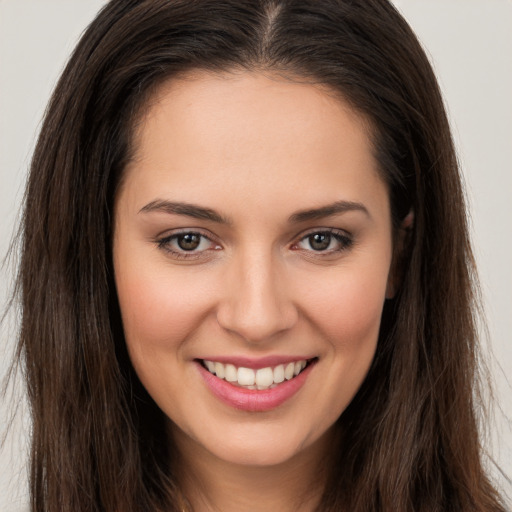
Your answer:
[288,200,370,223]
[139,199,232,224]
[139,199,369,224]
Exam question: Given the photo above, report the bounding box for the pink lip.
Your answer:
[196,359,316,412]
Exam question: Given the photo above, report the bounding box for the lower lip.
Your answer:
[197,361,316,412]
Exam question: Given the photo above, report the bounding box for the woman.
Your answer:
[12,0,507,510]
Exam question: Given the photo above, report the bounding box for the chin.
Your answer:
[212,439,304,467]
[174,418,331,469]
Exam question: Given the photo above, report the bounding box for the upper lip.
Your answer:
[196,355,317,370]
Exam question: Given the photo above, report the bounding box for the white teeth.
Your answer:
[203,359,310,389]
[294,360,307,375]
[214,362,225,379]
[255,367,274,388]
[237,367,255,386]
[224,363,237,382]
[273,364,285,384]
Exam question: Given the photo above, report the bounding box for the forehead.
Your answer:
[120,70,388,220]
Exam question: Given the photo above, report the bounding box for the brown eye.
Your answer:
[177,233,201,251]
[157,231,221,259]
[308,233,331,251]
[295,229,353,254]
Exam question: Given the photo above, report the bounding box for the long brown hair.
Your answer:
[14,0,506,510]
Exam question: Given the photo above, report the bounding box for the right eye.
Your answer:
[156,231,221,259]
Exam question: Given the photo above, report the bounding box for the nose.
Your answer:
[216,249,298,343]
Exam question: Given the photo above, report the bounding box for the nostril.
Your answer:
[216,301,299,343]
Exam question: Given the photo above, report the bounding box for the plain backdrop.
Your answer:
[1,1,511,511]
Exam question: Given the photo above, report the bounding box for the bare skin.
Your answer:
[113,70,394,511]
[174,423,336,512]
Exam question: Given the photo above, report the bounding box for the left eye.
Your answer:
[296,231,352,252]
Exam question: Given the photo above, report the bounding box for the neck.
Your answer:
[172,427,336,512]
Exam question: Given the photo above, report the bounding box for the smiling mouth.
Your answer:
[200,358,316,391]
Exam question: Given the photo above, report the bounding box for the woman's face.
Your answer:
[113,71,394,467]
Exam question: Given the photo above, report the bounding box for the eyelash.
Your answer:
[156,228,353,260]
[156,230,220,260]
[291,228,353,254]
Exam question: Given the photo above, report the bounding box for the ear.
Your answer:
[386,210,414,299]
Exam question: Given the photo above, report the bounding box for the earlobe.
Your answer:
[385,276,397,300]
[386,210,414,299]
[401,210,415,231]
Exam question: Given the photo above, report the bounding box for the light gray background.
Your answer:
[1,1,511,510]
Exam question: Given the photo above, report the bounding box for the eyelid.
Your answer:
[155,228,222,260]
[154,226,353,261]
[290,227,353,253]
[155,226,218,240]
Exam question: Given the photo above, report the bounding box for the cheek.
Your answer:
[115,261,216,349]
[299,265,389,423]
[114,255,220,409]
[299,262,390,348]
